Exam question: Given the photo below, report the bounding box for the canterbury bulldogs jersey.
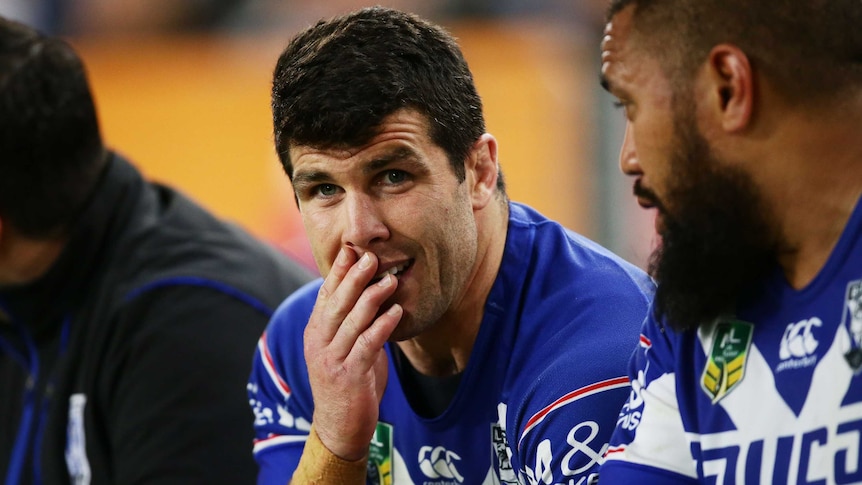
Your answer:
[601,197,862,484]
[248,202,654,485]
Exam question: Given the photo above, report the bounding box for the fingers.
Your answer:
[318,247,357,300]
[301,248,403,462]
[332,278,401,361]
[307,248,400,358]
[326,269,400,359]
[347,302,402,369]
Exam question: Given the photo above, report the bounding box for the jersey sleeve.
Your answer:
[513,374,631,484]
[599,312,698,483]
[508,287,653,485]
[247,287,318,485]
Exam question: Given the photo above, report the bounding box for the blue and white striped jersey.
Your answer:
[602,197,862,484]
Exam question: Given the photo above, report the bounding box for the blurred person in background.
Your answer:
[599,0,862,482]
[247,6,654,484]
[0,0,605,37]
[0,0,246,35]
[0,16,312,484]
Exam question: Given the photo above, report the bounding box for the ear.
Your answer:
[465,134,499,211]
[703,44,754,133]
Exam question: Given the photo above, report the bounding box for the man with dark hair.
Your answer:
[598,0,862,482]
[247,6,655,484]
[0,17,312,484]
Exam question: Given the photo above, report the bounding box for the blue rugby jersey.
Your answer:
[248,202,654,485]
[601,197,862,484]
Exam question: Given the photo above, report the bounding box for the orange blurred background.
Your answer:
[53,7,655,274]
[70,23,628,274]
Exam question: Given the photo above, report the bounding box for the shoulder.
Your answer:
[507,202,655,303]
[113,283,277,341]
[262,279,323,348]
[104,189,314,311]
[502,204,653,344]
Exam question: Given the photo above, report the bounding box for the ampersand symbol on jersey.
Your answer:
[561,421,607,476]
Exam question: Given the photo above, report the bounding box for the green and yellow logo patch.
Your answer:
[701,320,754,403]
[367,422,393,485]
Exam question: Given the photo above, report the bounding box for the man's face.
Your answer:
[601,5,678,230]
[602,5,778,330]
[289,109,479,341]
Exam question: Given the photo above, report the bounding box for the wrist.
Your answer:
[292,425,368,484]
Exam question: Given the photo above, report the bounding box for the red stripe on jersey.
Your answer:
[604,445,626,457]
[519,376,630,448]
[259,332,291,398]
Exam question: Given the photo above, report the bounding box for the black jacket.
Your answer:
[0,154,313,484]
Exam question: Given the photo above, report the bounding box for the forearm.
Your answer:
[290,426,367,484]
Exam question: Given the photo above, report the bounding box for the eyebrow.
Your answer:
[291,146,424,192]
[362,147,420,175]
[291,170,330,192]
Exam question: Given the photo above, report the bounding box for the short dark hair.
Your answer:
[272,7,486,185]
[0,17,105,238]
[607,0,862,103]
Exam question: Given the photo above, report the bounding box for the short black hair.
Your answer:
[0,17,105,238]
[272,7,488,186]
[607,0,862,103]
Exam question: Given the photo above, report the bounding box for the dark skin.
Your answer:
[601,4,862,292]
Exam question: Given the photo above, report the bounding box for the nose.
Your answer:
[341,192,390,251]
[619,121,642,176]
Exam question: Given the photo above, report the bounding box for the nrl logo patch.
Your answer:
[701,320,754,403]
[367,422,393,485]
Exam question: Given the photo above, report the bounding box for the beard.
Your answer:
[646,107,781,332]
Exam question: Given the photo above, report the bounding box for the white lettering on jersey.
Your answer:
[616,369,646,432]
[277,403,311,431]
[523,440,554,485]
[522,421,607,485]
[695,417,862,483]
[615,337,652,433]
[561,422,607,476]
[250,397,273,426]
[694,325,862,483]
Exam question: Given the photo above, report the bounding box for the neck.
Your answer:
[762,97,862,288]
[395,197,509,376]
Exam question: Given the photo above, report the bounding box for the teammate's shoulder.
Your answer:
[510,203,653,291]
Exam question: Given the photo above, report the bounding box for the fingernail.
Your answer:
[358,252,372,270]
[378,274,392,287]
[387,304,401,315]
[336,248,348,265]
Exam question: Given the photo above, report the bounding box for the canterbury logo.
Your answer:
[418,446,464,483]
[779,317,821,360]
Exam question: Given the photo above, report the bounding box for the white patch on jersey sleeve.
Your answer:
[608,372,697,478]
